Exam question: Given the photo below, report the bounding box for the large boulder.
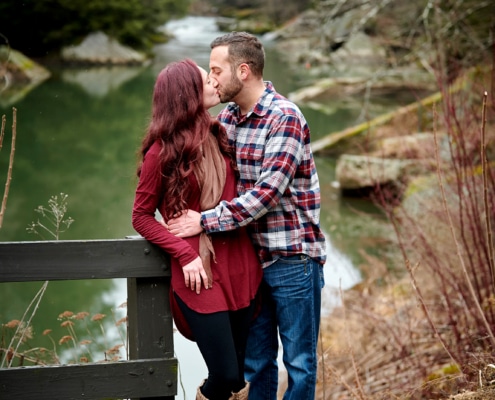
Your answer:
[335,154,417,190]
[61,31,148,65]
[272,6,435,103]
[373,132,442,160]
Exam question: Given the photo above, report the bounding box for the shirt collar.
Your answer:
[227,81,275,119]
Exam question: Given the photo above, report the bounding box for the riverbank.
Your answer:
[310,66,495,399]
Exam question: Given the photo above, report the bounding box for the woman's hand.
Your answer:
[166,210,203,238]
[182,256,209,294]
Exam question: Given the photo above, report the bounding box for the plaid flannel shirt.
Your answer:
[201,82,326,268]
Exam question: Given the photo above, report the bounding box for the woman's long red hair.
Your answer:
[137,59,235,219]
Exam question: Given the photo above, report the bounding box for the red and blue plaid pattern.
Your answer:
[202,82,326,268]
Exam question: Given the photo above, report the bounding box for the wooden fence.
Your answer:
[0,237,177,400]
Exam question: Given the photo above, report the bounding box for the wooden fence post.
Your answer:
[0,238,178,400]
[127,243,176,400]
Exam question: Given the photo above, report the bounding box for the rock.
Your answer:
[272,7,435,94]
[273,7,389,74]
[335,153,416,190]
[375,132,440,159]
[0,46,51,107]
[328,31,387,74]
[61,31,148,65]
[0,47,51,83]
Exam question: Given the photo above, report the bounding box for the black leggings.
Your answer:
[175,293,255,400]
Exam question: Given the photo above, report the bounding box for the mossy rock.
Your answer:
[0,46,51,83]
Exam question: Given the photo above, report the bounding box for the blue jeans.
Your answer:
[245,255,324,400]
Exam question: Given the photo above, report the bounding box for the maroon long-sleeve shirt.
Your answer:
[132,140,262,340]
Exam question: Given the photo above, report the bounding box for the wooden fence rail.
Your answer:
[0,237,177,400]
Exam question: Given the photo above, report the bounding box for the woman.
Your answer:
[132,59,261,400]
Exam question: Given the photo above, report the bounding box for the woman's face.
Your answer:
[199,66,220,110]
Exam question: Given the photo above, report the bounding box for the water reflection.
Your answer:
[61,66,147,98]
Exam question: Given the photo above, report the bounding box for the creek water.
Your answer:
[0,16,393,399]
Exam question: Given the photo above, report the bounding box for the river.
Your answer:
[0,16,392,399]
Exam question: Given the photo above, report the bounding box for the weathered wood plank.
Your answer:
[128,277,175,361]
[0,238,170,282]
[0,358,177,400]
[0,237,177,399]
[127,277,176,399]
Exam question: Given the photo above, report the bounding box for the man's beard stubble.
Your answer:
[219,74,243,103]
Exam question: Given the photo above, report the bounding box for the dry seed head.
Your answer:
[74,311,90,320]
[58,311,74,319]
[4,320,20,328]
[91,313,106,321]
[59,335,73,345]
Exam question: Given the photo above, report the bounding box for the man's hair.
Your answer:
[210,31,265,77]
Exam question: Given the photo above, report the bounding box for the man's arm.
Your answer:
[202,113,305,233]
[168,113,306,236]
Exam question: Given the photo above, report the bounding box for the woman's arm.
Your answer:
[132,149,209,292]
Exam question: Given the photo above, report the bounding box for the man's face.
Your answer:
[209,45,243,103]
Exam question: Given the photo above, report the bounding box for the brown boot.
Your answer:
[196,379,208,400]
[230,381,249,400]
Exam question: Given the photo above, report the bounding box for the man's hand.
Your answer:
[166,210,203,238]
[182,256,209,294]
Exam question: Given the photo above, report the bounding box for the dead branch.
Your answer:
[0,107,16,229]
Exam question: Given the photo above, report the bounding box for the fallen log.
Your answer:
[311,91,443,154]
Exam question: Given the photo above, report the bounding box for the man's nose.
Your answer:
[209,74,219,88]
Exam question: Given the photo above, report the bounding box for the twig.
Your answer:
[382,185,460,370]
[319,322,326,399]
[1,280,49,368]
[0,114,5,149]
[406,258,459,367]
[480,91,495,290]
[339,282,367,400]
[432,102,495,348]
[0,107,16,229]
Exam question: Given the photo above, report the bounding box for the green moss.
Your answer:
[425,363,461,382]
[403,174,436,198]
[442,363,461,375]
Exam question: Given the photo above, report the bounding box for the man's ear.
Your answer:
[238,63,250,80]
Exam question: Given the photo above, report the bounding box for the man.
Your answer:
[167,31,326,400]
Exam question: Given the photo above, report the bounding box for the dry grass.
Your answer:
[315,66,495,399]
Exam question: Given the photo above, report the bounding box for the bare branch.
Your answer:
[480,91,495,289]
[0,107,16,229]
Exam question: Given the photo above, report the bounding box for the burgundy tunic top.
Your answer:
[132,140,262,340]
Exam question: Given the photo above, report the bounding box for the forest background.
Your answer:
[1,0,495,399]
